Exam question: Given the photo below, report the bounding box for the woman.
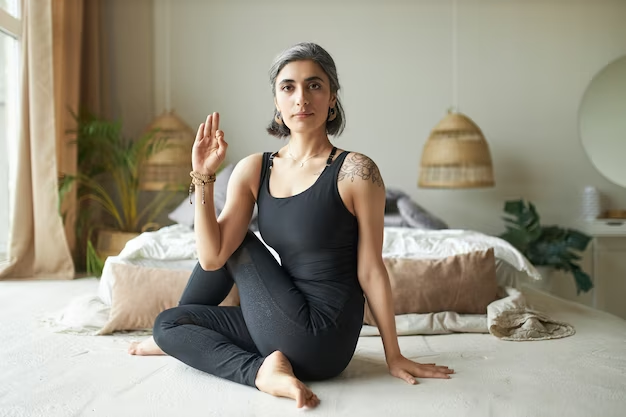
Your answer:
[129,42,453,409]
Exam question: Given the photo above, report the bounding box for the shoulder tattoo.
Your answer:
[338,153,384,187]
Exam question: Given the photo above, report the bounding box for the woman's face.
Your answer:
[274,59,336,135]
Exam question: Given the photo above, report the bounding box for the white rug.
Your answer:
[1,278,625,417]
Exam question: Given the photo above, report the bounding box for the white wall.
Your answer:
[105,0,155,137]
[149,0,626,234]
[107,0,626,301]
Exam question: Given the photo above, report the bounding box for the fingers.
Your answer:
[431,365,454,374]
[203,114,212,138]
[417,362,454,374]
[195,122,204,142]
[399,370,418,385]
[215,130,228,160]
[415,367,452,379]
[201,112,221,140]
[212,112,220,138]
[215,129,225,143]
[398,363,454,383]
[422,364,454,372]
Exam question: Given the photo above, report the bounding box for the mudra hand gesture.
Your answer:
[192,112,228,175]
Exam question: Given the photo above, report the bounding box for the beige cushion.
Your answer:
[363,248,498,325]
[97,262,240,335]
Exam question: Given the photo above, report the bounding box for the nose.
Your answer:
[294,86,310,107]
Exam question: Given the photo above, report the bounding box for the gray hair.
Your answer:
[266,42,346,138]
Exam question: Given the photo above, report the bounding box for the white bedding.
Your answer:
[117,226,539,276]
[1,278,624,417]
[99,225,540,306]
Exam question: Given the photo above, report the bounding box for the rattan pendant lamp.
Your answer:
[140,0,195,191]
[418,0,495,189]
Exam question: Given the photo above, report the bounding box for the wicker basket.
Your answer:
[418,111,495,188]
[140,110,195,191]
[96,230,140,260]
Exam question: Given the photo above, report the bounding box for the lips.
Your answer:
[294,112,313,118]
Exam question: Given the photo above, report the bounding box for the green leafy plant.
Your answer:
[85,234,105,277]
[499,199,593,294]
[59,110,184,276]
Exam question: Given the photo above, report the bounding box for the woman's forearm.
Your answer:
[193,183,223,270]
[362,272,402,363]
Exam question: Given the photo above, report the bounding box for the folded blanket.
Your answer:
[488,287,576,341]
[361,287,575,341]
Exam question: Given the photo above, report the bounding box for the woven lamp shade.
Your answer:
[418,111,495,188]
[140,110,194,191]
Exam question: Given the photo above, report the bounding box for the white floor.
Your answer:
[1,278,625,417]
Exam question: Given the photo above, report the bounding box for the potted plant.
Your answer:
[499,199,593,294]
[59,110,184,276]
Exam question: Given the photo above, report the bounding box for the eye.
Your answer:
[309,83,321,90]
[281,85,293,92]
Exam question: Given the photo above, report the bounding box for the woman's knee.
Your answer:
[228,231,259,267]
[227,231,280,274]
[153,307,186,348]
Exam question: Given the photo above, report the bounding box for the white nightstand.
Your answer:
[581,219,626,319]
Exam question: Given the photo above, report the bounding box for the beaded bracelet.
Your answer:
[189,171,216,205]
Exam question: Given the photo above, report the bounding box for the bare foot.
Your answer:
[255,351,320,409]
[128,336,166,356]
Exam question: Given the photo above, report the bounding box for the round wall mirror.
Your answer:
[579,55,626,188]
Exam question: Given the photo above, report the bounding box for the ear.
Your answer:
[329,93,337,108]
[274,97,280,113]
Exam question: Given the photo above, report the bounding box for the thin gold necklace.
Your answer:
[287,142,325,168]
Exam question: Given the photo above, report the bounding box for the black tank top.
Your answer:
[256,149,361,323]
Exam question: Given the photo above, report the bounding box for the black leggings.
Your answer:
[152,231,364,388]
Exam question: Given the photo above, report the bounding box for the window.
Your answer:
[1,0,19,18]
[0,1,21,261]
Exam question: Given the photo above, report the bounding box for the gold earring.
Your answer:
[327,107,337,122]
[275,112,284,126]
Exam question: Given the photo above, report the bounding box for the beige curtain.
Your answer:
[0,0,74,279]
[53,0,83,256]
[54,0,106,260]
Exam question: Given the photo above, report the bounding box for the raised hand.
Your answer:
[387,355,454,385]
[192,112,228,175]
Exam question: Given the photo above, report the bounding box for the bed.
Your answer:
[1,226,625,417]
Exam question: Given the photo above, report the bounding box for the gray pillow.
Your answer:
[383,213,408,228]
[213,163,236,214]
[167,163,241,227]
[396,196,448,230]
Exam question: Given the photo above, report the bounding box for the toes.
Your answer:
[295,390,305,408]
[304,391,319,408]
